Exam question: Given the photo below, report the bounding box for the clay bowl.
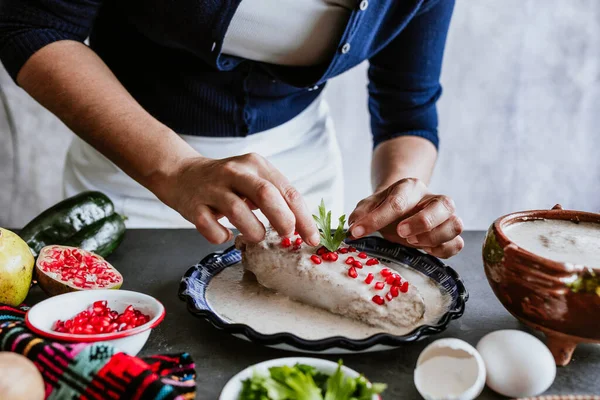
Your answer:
[482,204,600,366]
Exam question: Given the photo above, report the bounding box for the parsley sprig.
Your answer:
[312,199,347,252]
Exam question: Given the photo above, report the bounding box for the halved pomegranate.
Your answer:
[36,245,123,296]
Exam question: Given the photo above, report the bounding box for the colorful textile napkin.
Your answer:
[0,304,196,400]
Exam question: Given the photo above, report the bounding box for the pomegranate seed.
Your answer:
[53,302,150,335]
[73,277,85,285]
[328,252,339,261]
[322,252,331,261]
[294,230,298,235]
[391,286,400,297]
[380,269,391,277]
[281,238,292,248]
[294,237,303,246]
[364,273,374,284]
[352,261,363,269]
[292,245,300,251]
[317,247,327,256]
[348,267,358,279]
[394,276,402,286]
[357,252,367,259]
[386,292,393,302]
[374,282,385,290]
[372,295,385,305]
[339,248,348,254]
[310,255,322,265]
[386,275,396,285]
[348,246,356,252]
[366,258,379,266]
[400,281,409,293]
[345,257,355,265]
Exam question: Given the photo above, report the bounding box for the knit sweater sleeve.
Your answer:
[0,0,102,82]
[367,0,455,150]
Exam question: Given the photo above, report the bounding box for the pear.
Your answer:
[0,228,34,306]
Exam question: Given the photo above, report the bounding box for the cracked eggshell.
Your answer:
[414,338,486,400]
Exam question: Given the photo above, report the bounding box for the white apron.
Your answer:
[63,95,345,228]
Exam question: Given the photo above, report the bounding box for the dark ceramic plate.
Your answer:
[178,236,468,353]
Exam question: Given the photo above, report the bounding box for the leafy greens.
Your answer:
[239,360,386,400]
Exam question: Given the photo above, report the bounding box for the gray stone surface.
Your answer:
[2,0,600,230]
[25,230,600,399]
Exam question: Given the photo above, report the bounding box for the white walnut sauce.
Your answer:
[206,261,451,340]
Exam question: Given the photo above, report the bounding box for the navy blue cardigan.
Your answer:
[0,0,454,149]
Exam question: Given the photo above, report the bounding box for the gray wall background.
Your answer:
[1,0,599,230]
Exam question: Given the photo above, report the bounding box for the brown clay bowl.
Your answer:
[482,204,600,366]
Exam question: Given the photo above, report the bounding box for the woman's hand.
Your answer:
[161,153,321,246]
[348,178,464,258]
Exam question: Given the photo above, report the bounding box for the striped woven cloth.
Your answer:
[517,397,600,400]
[0,304,196,400]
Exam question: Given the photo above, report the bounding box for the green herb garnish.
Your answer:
[239,360,386,400]
[312,199,347,252]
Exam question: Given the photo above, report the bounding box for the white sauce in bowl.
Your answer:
[504,219,600,268]
[206,261,450,340]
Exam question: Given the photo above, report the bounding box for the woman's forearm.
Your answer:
[16,41,320,244]
[371,136,438,192]
[16,40,198,201]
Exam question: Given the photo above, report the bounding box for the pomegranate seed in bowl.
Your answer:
[53,302,151,335]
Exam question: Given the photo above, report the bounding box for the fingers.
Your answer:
[243,154,320,246]
[280,184,321,246]
[231,174,296,237]
[406,215,464,247]
[216,193,266,243]
[396,195,456,238]
[348,195,383,227]
[192,205,232,244]
[349,179,428,238]
[422,236,465,259]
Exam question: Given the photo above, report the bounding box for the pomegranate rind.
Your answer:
[36,245,123,297]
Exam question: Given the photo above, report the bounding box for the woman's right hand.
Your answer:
[162,153,321,246]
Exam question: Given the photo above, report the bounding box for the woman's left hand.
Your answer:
[348,178,464,258]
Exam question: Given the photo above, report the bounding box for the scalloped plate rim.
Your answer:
[178,236,469,352]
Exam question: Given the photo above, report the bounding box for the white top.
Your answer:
[222,0,355,66]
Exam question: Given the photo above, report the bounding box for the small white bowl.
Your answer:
[220,357,380,400]
[25,289,165,355]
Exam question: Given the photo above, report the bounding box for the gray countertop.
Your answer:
[26,230,600,399]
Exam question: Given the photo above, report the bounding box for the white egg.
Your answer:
[476,330,556,397]
[414,338,486,400]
